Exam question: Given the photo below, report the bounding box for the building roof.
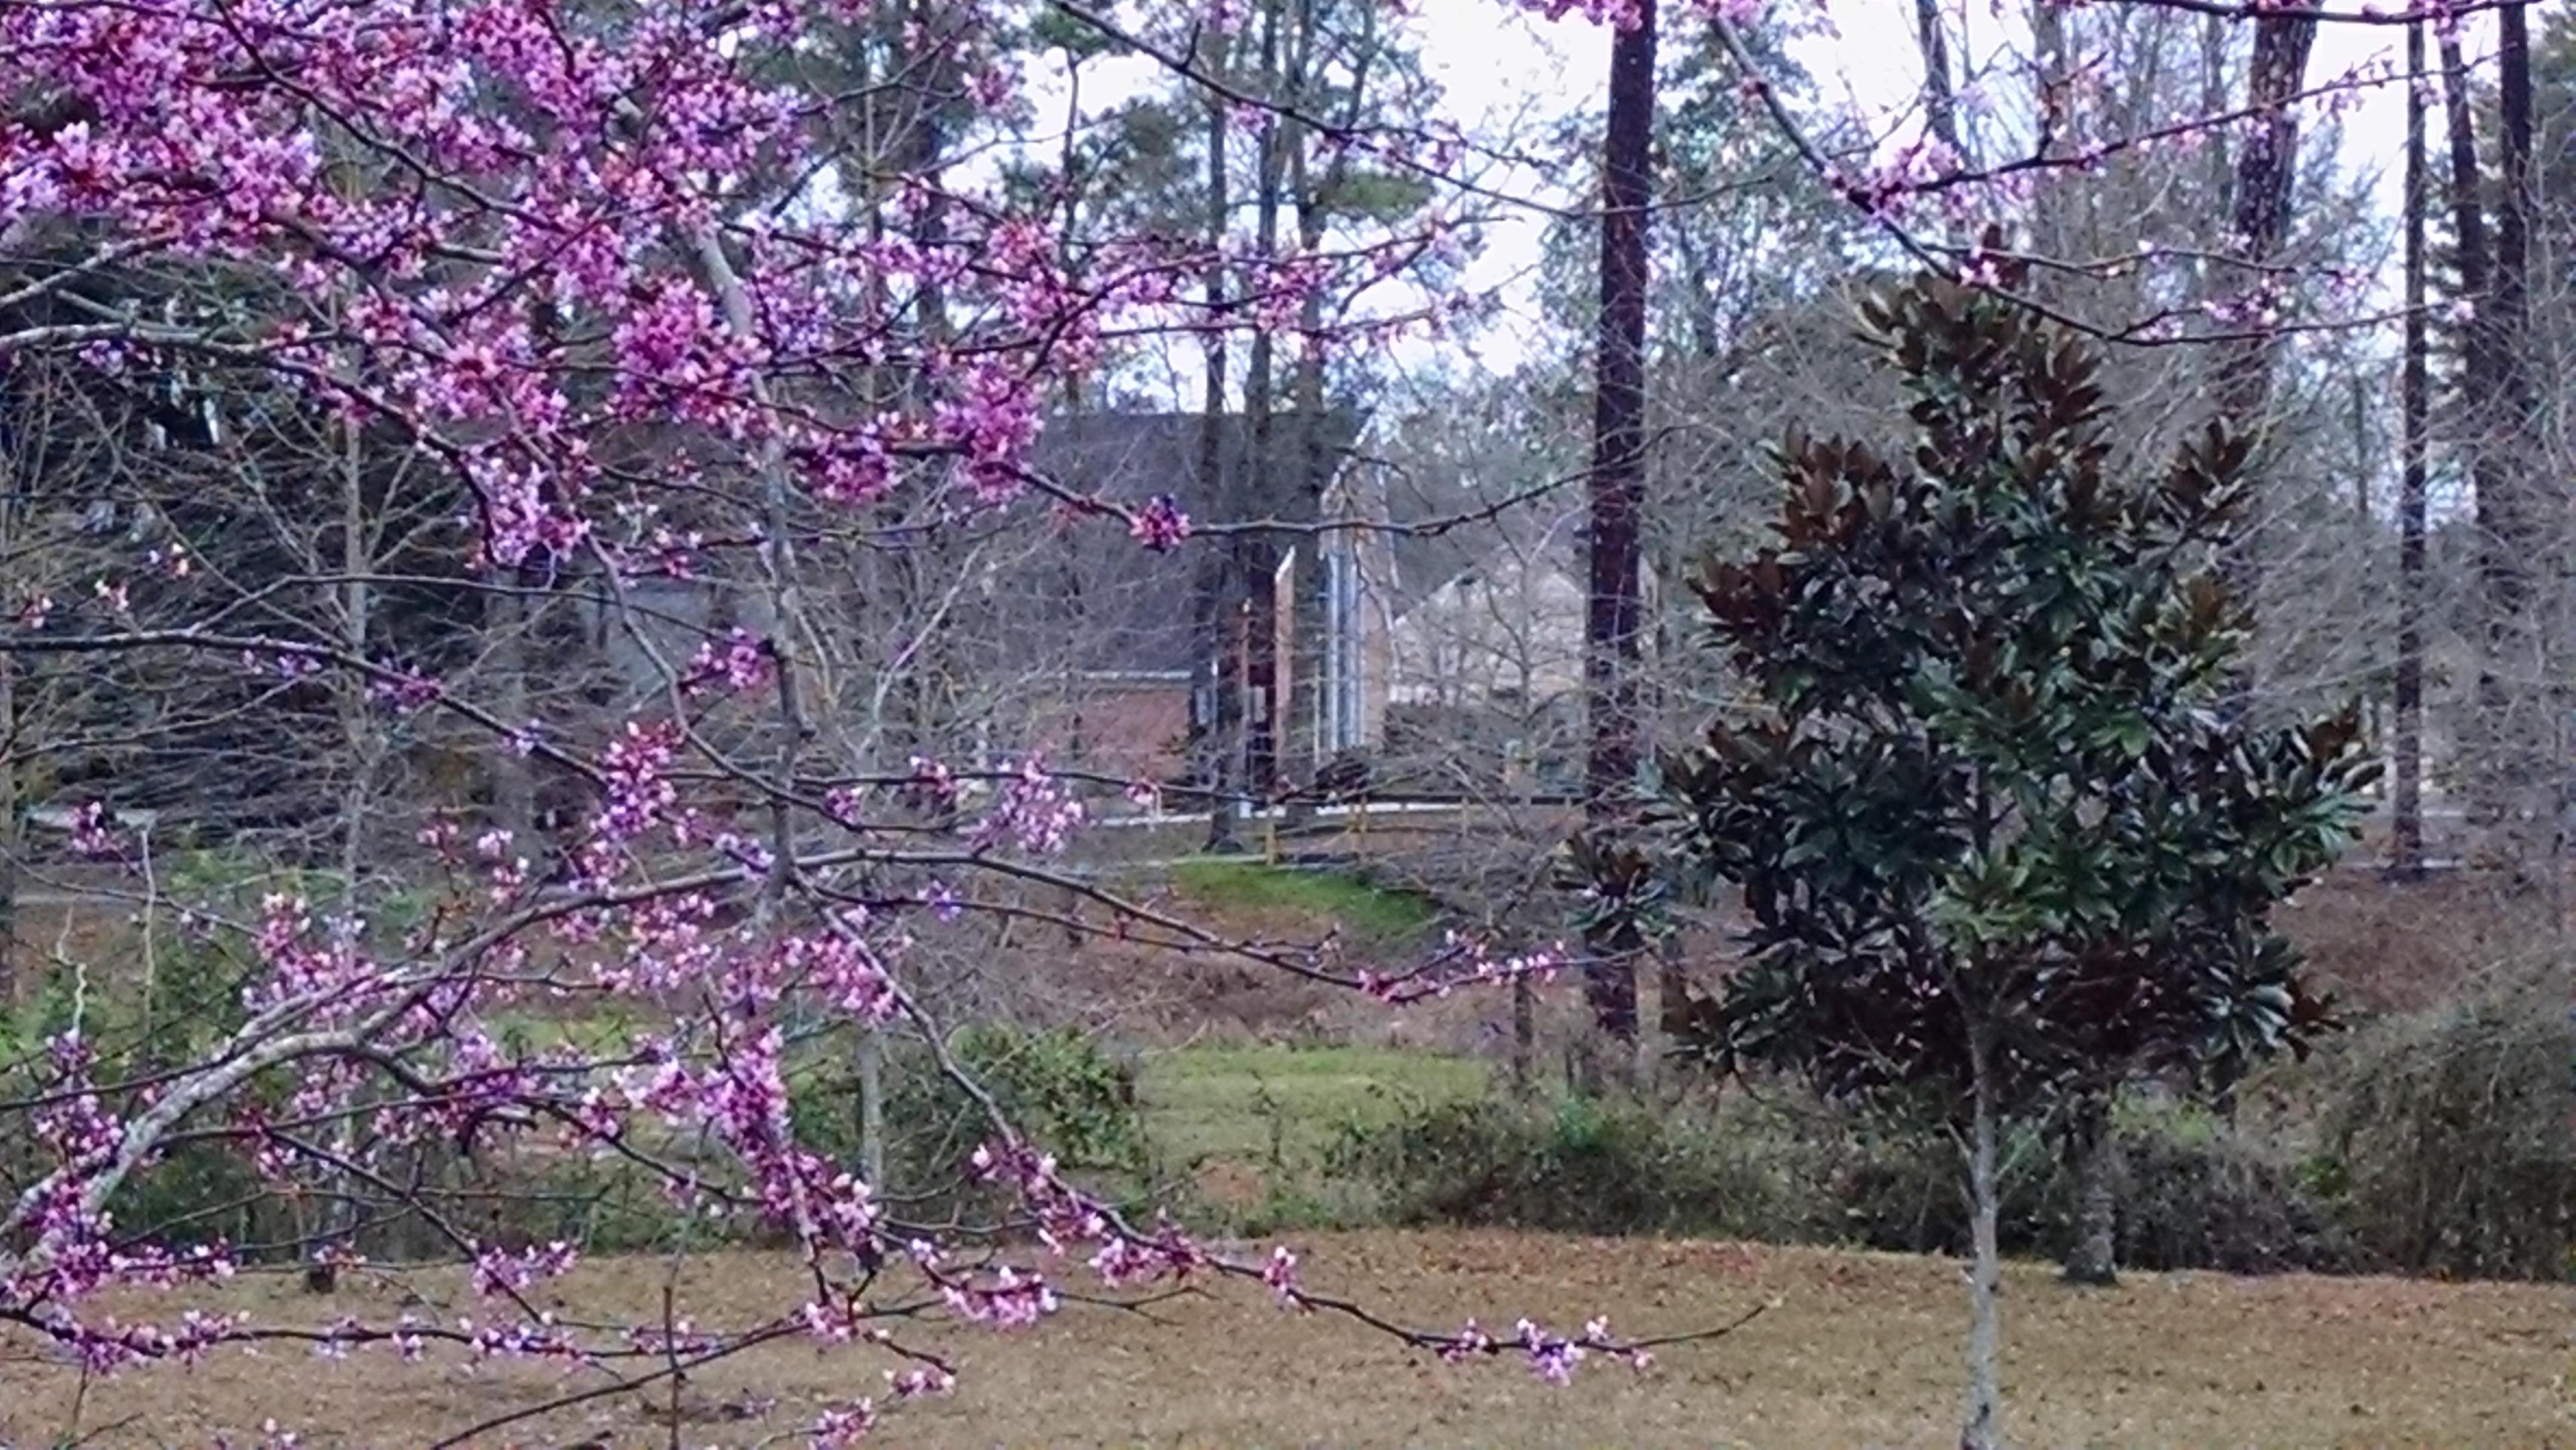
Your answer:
[1012,408,1362,675]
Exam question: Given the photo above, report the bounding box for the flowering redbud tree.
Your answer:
[0,0,1742,1440]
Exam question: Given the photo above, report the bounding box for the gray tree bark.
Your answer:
[2210,9,2317,715]
[1962,1031,2005,1450]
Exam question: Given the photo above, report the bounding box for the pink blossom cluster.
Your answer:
[241,649,323,682]
[1438,1317,1652,1384]
[906,754,964,812]
[679,628,780,697]
[1356,931,1570,1004]
[60,801,122,859]
[469,1241,578,1298]
[0,0,1350,596]
[592,719,684,846]
[366,664,443,714]
[1129,494,1193,552]
[961,1138,1658,1384]
[969,757,1085,854]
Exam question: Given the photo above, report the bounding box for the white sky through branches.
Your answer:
[1023,0,2477,396]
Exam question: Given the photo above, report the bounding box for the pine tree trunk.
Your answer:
[1962,1034,2005,1450]
[858,1026,887,1191]
[0,661,14,1007]
[2436,32,2510,834]
[1283,0,1328,824]
[1238,0,1285,813]
[1913,0,1960,160]
[2490,0,2542,861]
[2210,9,2318,718]
[0,484,16,1007]
[487,581,536,844]
[2392,17,2428,877]
[2061,1093,2118,1287]
[1657,932,1690,1038]
[1193,31,1236,852]
[1579,0,1656,1049]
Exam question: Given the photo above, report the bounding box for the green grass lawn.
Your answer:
[472,1013,1487,1229]
[1138,1042,1486,1170]
[470,1007,1487,1182]
[1165,860,1440,944]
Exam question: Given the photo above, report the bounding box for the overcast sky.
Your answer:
[1026,1,2494,392]
[1411,0,2457,353]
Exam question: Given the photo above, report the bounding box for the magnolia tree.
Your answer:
[1639,265,2373,1448]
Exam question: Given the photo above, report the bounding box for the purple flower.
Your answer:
[1128,494,1192,553]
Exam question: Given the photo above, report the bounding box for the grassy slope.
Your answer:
[1165,858,1442,944]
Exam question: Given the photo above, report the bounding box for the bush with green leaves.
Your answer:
[0,930,272,1256]
[790,1023,1149,1219]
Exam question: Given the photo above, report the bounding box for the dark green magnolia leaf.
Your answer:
[2086,715,2150,759]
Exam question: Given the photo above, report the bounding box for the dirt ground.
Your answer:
[4,1230,2571,1449]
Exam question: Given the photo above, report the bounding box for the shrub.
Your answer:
[0,983,1157,1268]
[791,1021,1150,1220]
[1825,1109,2053,1258]
[1326,1092,1835,1240]
[2318,970,2576,1281]
[2094,1115,2357,1274]
[2,934,274,1256]
[1332,1085,2357,1274]
[1825,1093,2353,1272]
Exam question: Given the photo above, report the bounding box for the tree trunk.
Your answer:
[1193,30,1237,852]
[1656,929,1690,1038]
[858,1027,887,1190]
[0,446,17,1005]
[2392,17,2428,877]
[486,583,536,846]
[2061,1093,2118,1287]
[0,643,15,1007]
[1237,0,1286,818]
[1580,0,1656,1048]
[2490,0,2542,862]
[1962,1032,2005,1450]
[2436,32,2510,834]
[2199,13,2232,234]
[2026,0,2071,262]
[1511,970,1535,1096]
[1914,0,1961,161]
[1283,0,1330,826]
[2210,10,2318,718]
[337,415,374,899]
